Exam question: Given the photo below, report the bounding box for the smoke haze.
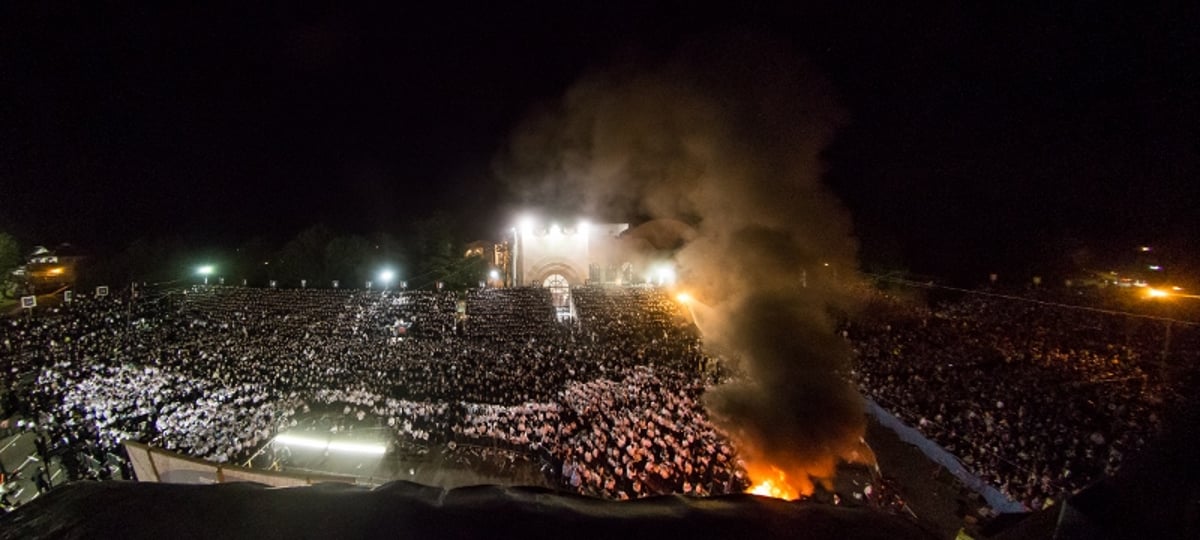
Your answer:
[498,35,866,492]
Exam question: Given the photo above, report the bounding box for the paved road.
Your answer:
[1,428,66,511]
[1,287,69,318]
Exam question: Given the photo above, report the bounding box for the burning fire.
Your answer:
[742,439,878,500]
[745,465,803,500]
[742,439,878,501]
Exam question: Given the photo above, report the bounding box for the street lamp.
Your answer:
[196,265,215,285]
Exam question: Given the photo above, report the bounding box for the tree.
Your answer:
[275,224,335,284]
[232,236,276,286]
[0,232,19,298]
[324,234,372,284]
[0,232,19,274]
[88,236,188,286]
[408,214,460,289]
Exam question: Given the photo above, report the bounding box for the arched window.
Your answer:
[543,273,571,311]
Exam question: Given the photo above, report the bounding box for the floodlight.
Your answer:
[196,265,215,285]
[656,265,676,285]
[273,433,386,455]
[518,215,535,234]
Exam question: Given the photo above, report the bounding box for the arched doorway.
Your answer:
[543,273,572,319]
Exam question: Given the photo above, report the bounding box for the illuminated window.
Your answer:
[543,274,571,309]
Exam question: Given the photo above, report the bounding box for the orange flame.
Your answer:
[745,465,804,500]
[741,438,878,501]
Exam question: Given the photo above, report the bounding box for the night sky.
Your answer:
[3,3,1198,281]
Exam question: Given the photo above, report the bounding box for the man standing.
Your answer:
[34,466,50,494]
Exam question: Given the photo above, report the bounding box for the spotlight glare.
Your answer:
[273,433,386,455]
[518,215,535,234]
[655,265,676,285]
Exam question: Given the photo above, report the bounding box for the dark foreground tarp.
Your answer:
[0,481,936,540]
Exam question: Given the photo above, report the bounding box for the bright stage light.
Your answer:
[378,269,396,283]
[1146,288,1170,299]
[196,265,215,276]
[488,269,500,280]
[518,215,535,234]
[655,265,676,285]
[676,292,693,304]
[273,433,386,455]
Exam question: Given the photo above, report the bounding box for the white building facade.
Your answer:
[512,221,629,287]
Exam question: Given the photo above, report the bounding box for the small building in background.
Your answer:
[24,244,86,292]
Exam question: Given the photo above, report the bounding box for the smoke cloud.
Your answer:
[498,35,866,493]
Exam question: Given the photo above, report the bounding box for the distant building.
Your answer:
[24,244,86,292]
[506,218,696,288]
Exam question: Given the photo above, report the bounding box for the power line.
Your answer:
[865,274,1200,327]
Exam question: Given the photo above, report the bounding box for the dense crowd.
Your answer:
[3,281,1191,514]
[847,289,1199,510]
[1,285,744,500]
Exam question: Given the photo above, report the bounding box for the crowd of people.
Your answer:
[556,366,744,498]
[1,285,745,501]
[2,280,1192,515]
[847,288,1198,510]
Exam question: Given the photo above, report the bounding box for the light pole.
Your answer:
[378,269,395,291]
[197,265,215,285]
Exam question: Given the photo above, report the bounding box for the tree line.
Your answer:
[13,216,491,293]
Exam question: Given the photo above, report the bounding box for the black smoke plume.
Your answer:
[498,34,866,492]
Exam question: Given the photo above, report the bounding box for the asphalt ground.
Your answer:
[865,417,995,539]
[0,427,66,512]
